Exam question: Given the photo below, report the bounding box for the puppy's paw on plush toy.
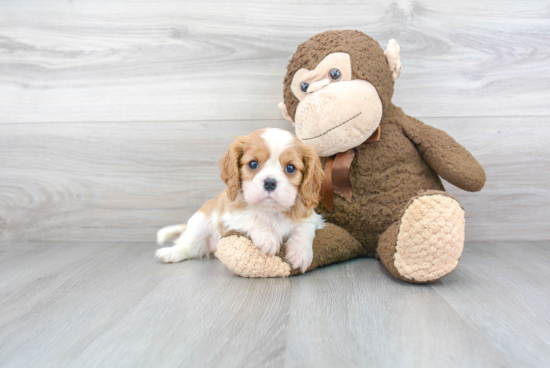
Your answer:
[249,229,282,256]
[285,236,314,273]
[215,223,365,278]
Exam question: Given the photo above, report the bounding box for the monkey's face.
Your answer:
[287,53,383,157]
[279,33,402,157]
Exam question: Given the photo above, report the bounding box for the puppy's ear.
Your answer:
[299,142,324,210]
[220,137,245,201]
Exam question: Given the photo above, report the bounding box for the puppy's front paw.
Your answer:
[285,238,313,273]
[155,247,187,263]
[250,231,281,256]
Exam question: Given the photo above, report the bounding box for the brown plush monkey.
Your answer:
[216,30,485,283]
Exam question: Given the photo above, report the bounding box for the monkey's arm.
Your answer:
[401,115,486,192]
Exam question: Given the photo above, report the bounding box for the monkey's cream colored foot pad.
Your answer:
[394,194,465,282]
[216,235,291,278]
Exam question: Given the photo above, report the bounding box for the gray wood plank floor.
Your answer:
[1,241,548,368]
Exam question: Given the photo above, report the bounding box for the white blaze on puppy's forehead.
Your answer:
[261,128,295,161]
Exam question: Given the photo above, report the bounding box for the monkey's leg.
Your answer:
[216,223,364,278]
[377,190,465,283]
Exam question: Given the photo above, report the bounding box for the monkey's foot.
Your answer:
[215,232,291,278]
[378,191,465,283]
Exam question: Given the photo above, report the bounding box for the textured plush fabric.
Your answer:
[316,103,485,255]
[294,79,383,157]
[316,105,443,253]
[216,224,365,278]
[378,191,465,282]
[401,115,487,192]
[377,221,402,280]
[283,30,395,120]
[217,30,486,282]
[394,191,465,282]
[289,222,366,276]
[216,232,292,278]
[384,39,402,81]
[293,31,484,282]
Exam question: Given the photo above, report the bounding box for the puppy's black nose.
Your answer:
[263,178,277,192]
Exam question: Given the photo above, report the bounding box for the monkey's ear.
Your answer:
[384,39,401,81]
[278,102,295,126]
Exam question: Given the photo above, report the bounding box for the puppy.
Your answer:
[155,128,324,272]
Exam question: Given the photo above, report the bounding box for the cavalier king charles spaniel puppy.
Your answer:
[155,128,324,272]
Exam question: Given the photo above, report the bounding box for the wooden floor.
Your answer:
[0,241,548,368]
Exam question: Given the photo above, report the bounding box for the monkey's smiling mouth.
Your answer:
[301,112,362,141]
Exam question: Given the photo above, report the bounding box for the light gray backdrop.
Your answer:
[1,0,548,242]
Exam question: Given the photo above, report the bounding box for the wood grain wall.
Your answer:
[1,0,549,242]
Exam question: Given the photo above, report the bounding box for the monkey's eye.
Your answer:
[285,164,296,174]
[248,161,258,170]
[300,82,309,93]
[329,68,341,81]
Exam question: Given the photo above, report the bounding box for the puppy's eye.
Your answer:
[329,68,341,81]
[300,82,309,93]
[286,164,296,174]
[248,161,258,170]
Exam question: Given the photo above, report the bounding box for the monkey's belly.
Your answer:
[316,120,445,254]
[316,177,445,256]
[317,171,444,254]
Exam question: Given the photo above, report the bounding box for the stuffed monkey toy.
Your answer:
[216,30,486,283]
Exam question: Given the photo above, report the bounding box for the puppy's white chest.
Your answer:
[220,210,294,240]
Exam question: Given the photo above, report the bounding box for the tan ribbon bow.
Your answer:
[320,126,381,212]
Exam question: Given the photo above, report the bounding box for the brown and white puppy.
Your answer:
[156,128,324,272]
